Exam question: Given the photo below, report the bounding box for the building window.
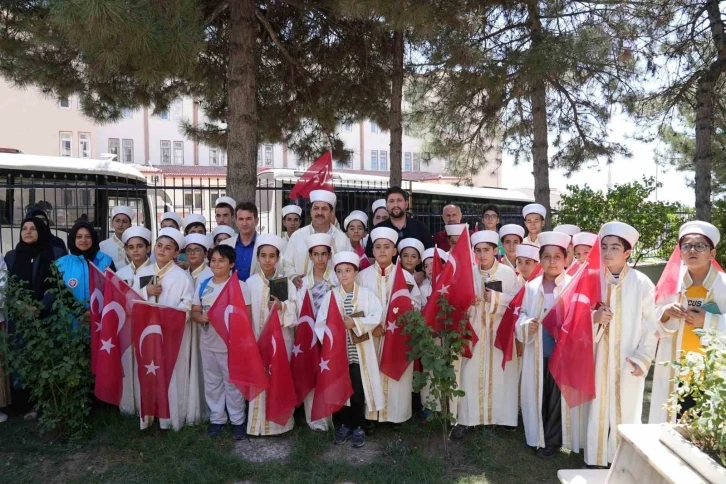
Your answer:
[122,139,134,163]
[173,141,184,165]
[370,122,379,134]
[121,109,132,119]
[160,140,171,165]
[59,132,72,157]
[221,151,228,166]
[379,150,388,171]
[64,189,74,206]
[257,146,263,167]
[343,123,352,132]
[58,97,71,109]
[184,192,202,208]
[108,139,120,159]
[404,152,412,172]
[159,110,169,120]
[370,150,378,170]
[413,152,421,171]
[79,133,91,158]
[210,148,219,165]
[264,144,273,167]
[171,101,183,121]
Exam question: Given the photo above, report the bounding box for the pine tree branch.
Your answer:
[205,1,229,24]
[255,6,308,75]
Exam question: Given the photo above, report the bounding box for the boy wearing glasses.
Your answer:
[584,222,657,468]
[649,221,726,424]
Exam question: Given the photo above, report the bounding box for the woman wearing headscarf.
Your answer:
[26,208,67,254]
[56,221,115,316]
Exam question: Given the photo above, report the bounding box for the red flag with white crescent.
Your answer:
[289,151,334,199]
[353,243,372,271]
[291,290,320,405]
[311,293,353,421]
[131,301,186,419]
[258,309,297,426]
[379,262,415,381]
[88,262,106,375]
[207,273,269,401]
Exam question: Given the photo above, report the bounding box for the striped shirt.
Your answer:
[343,291,359,364]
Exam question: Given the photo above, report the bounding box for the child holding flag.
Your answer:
[420,248,447,303]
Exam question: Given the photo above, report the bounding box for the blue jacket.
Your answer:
[56,252,114,308]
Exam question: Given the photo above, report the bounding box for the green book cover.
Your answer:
[701,301,721,315]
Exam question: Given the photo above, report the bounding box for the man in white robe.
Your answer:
[99,205,134,270]
[522,203,546,247]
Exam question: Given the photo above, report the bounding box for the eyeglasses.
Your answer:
[185,248,205,255]
[680,243,710,253]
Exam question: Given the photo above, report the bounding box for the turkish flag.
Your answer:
[258,309,297,426]
[421,231,478,358]
[353,243,372,271]
[311,294,353,421]
[131,301,186,419]
[207,273,268,401]
[379,262,414,381]
[540,241,601,407]
[88,262,106,375]
[94,270,142,405]
[289,151,333,199]
[432,245,443,284]
[291,290,320,405]
[654,245,723,304]
[566,261,580,276]
[495,264,543,370]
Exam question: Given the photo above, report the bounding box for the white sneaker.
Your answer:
[0,412,7,423]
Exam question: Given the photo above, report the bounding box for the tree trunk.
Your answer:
[389,29,404,187]
[694,76,714,222]
[227,0,258,204]
[527,3,551,226]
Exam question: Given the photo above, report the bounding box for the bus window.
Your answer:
[106,194,147,238]
[12,178,95,230]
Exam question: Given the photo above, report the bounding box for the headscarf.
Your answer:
[9,217,57,300]
[67,221,101,262]
[26,207,49,222]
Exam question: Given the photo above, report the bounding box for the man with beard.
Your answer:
[284,190,351,288]
[431,204,472,252]
[365,187,433,257]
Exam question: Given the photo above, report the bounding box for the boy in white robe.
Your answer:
[522,203,546,247]
[139,228,195,431]
[246,234,299,436]
[191,244,253,439]
[584,222,657,467]
[419,248,448,303]
[281,204,303,253]
[99,205,134,270]
[454,231,520,438]
[316,251,385,448]
[553,224,580,269]
[650,221,726,424]
[357,227,424,427]
[499,224,525,272]
[572,232,597,265]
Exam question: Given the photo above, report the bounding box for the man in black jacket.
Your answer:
[365,187,433,257]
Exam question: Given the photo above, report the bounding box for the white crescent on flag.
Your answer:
[139,324,163,358]
[223,304,247,334]
[560,294,591,334]
[90,289,104,316]
[323,325,334,351]
[449,254,458,275]
[271,334,277,358]
[389,288,409,304]
[101,301,125,336]
[298,315,318,349]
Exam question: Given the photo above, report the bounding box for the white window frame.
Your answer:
[60,132,72,157]
[343,123,352,132]
[171,101,183,121]
[264,144,274,167]
[160,140,171,165]
[173,141,184,165]
[210,148,219,165]
[370,122,379,134]
[404,152,412,172]
[370,150,378,170]
[79,132,91,158]
[379,150,388,171]
[413,152,421,171]
[122,139,134,163]
[108,138,120,159]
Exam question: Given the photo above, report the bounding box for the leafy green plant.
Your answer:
[5,264,92,437]
[666,330,726,466]
[401,296,468,451]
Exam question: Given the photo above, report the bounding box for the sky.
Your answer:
[500,113,695,206]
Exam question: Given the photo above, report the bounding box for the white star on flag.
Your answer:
[514,307,520,316]
[95,321,102,333]
[438,284,450,295]
[145,361,160,375]
[387,321,398,333]
[100,338,115,354]
[392,306,399,314]
[292,344,303,357]
[319,358,330,372]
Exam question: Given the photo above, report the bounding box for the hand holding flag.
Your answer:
[379,262,414,381]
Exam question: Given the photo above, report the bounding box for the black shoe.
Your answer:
[497,424,517,432]
[351,427,365,448]
[232,424,247,440]
[207,423,224,439]
[364,420,375,436]
[391,422,402,431]
[535,446,556,459]
[450,424,466,440]
[334,424,353,444]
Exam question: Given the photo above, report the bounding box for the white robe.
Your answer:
[649,265,726,424]
[501,254,517,273]
[523,235,540,247]
[584,266,657,466]
[245,270,299,436]
[314,284,386,416]
[458,261,520,427]
[283,224,352,278]
[186,263,214,425]
[139,261,195,431]
[100,235,129,270]
[516,272,584,452]
[357,262,424,423]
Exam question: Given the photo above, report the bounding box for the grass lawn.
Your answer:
[0,406,588,484]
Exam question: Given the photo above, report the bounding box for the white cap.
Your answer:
[122,226,151,244]
[332,251,360,269]
[282,205,302,218]
[445,223,468,236]
[538,231,571,251]
[158,227,186,251]
[679,221,720,247]
[185,233,212,251]
[499,224,525,240]
[573,232,597,248]
[306,233,333,250]
[398,238,425,257]
[422,247,448,262]
[471,230,499,247]
[161,212,182,228]
[523,203,546,219]
[183,213,206,228]
[372,199,387,213]
[344,210,368,230]
[310,189,336,206]
[215,196,236,209]
[112,205,135,222]
[516,244,540,262]
[370,227,398,245]
[256,234,285,253]
[599,221,639,248]
[212,225,235,240]
[554,224,581,237]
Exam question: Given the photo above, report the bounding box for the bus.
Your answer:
[0,153,152,254]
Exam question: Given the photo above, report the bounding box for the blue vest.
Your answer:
[56,252,114,309]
